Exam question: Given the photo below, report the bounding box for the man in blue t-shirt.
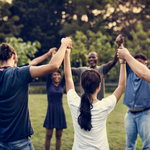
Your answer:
[123,53,150,150]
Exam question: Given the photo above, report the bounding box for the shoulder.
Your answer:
[67,89,80,104]
[101,95,116,107]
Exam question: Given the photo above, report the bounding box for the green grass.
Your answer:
[29,93,142,150]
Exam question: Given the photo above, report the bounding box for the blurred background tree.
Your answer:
[5,37,41,66]
[0,0,23,42]
[1,0,150,83]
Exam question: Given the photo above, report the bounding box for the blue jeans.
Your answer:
[0,137,35,150]
[125,108,150,150]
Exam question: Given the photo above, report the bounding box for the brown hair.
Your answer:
[0,43,15,61]
[78,69,101,131]
[134,53,147,61]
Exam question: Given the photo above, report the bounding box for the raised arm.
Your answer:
[113,58,126,103]
[30,37,72,78]
[107,34,124,70]
[29,47,57,66]
[117,47,150,83]
[64,49,75,92]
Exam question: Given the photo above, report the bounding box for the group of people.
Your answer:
[0,34,149,150]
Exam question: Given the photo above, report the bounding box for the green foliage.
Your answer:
[0,0,23,42]
[11,0,65,54]
[5,37,41,66]
[126,24,150,65]
[71,30,116,67]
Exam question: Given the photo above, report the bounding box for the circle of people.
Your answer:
[0,34,150,150]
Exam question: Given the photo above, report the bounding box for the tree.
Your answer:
[5,37,41,66]
[0,0,23,42]
[59,0,113,36]
[125,24,150,65]
[71,30,119,82]
[11,0,66,56]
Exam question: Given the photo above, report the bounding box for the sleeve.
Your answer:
[98,64,109,75]
[46,74,52,92]
[67,89,80,106]
[15,66,33,85]
[60,74,65,87]
[71,67,82,76]
[101,95,117,114]
[126,63,132,76]
[18,63,29,67]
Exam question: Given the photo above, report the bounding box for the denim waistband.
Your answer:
[129,107,150,113]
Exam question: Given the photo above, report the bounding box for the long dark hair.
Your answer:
[0,43,15,61]
[78,69,101,131]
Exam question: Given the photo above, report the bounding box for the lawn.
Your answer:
[29,93,142,150]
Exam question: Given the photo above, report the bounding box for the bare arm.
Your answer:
[30,37,72,78]
[29,47,57,66]
[107,34,124,70]
[113,59,126,103]
[118,48,150,83]
[64,49,75,93]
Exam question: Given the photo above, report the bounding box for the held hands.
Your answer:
[116,34,124,48]
[48,47,57,57]
[61,37,72,49]
[117,47,130,60]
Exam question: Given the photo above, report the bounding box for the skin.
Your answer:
[117,47,150,83]
[65,49,126,103]
[87,34,124,70]
[45,129,63,150]
[45,71,63,150]
[51,71,61,86]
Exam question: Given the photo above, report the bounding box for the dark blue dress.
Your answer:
[43,74,67,129]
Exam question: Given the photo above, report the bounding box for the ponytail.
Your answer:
[78,69,101,131]
[78,93,93,131]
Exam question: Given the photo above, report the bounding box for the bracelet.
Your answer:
[120,63,126,64]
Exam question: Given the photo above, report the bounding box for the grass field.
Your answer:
[29,93,142,150]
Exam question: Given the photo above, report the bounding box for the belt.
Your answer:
[129,107,150,113]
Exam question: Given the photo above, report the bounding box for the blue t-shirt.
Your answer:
[0,66,33,142]
[123,63,150,110]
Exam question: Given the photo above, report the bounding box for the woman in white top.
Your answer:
[64,49,126,150]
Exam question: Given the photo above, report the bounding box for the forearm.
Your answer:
[113,63,126,102]
[29,53,49,66]
[64,51,75,92]
[108,50,118,69]
[30,44,67,78]
[124,53,150,82]
[118,63,126,90]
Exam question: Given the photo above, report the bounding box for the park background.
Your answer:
[0,0,149,149]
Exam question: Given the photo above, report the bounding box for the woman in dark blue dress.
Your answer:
[43,69,67,150]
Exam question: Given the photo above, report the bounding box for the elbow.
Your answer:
[140,71,147,80]
[49,64,59,73]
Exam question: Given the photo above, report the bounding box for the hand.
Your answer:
[66,48,71,54]
[61,37,72,49]
[119,58,126,64]
[116,34,124,47]
[48,47,57,57]
[117,47,130,60]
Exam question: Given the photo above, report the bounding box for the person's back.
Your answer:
[67,89,116,149]
[0,66,33,143]
[0,38,72,149]
[64,49,126,150]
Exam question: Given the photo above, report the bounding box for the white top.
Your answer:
[67,89,117,150]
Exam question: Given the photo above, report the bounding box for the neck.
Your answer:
[0,58,14,68]
[90,92,98,104]
[52,81,59,87]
